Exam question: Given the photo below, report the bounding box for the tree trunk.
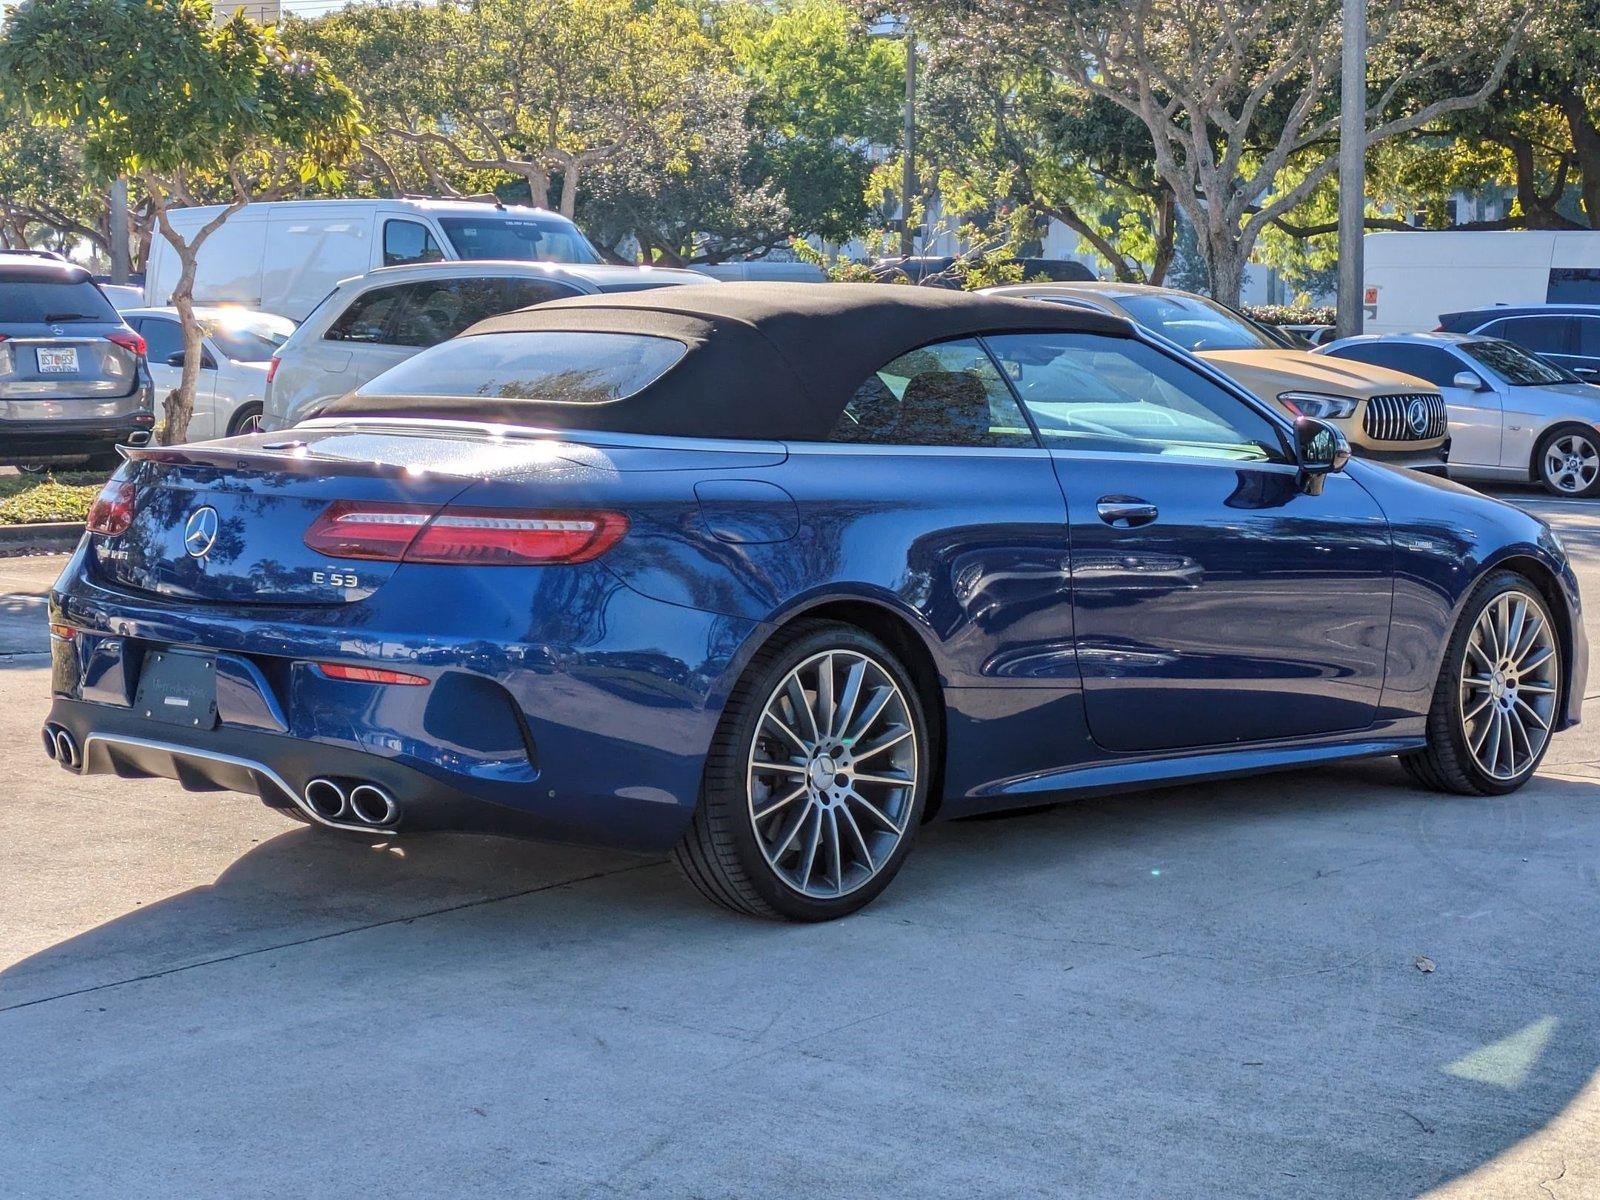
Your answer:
[1148,190,1177,285]
[523,167,551,211]
[165,250,203,446]
[1559,91,1600,229]
[558,164,580,218]
[1205,236,1248,307]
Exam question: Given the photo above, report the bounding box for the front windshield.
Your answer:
[438,216,601,265]
[1460,338,1577,387]
[200,311,296,361]
[1117,294,1278,352]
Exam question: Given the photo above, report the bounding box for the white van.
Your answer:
[144,199,604,321]
[1363,230,1600,334]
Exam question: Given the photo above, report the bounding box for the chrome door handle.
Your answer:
[1096,496,1158,527]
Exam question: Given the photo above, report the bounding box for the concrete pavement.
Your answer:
[2,497,1598,1198]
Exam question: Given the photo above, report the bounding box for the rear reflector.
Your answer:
[317,663,428,686]
[106,330,147,358]
[86,480,136,535]
[266,355,281,384]
[304,502,628,565]
[49,623,75,642]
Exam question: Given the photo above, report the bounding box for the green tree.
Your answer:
[1,0,361,443]
[911,0,1526,304]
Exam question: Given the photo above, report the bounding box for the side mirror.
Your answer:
[1294,416,1350,495]
[165,351,185,367]
[1452,370,1486,391]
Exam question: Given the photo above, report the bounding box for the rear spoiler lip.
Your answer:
[294,415,790,459]
[119,419,789,479]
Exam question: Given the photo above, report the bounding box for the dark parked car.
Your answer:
[1,254,154,467]
[1437,304,1600,380]
[46,285,1584,921]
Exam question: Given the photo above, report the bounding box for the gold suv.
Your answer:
[985,282,1449,473]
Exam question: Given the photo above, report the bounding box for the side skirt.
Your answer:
[949,734,1427,817]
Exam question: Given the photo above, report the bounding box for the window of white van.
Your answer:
[383,220,445,267]
[437,216,601,265]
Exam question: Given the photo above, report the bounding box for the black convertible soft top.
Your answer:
[321,281,1137,440]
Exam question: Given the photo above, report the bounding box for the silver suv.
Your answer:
[262,260,710,431]
[1,254,154,467]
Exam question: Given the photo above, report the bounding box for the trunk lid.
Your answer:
[0,324,140,401]
[91,423,784,605]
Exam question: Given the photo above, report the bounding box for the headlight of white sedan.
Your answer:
[1278,392,1359,420]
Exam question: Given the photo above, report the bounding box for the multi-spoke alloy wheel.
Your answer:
[672,621,929,921]
[1403,572,1562,795]
[231,407,265,437]
[747,649,917,899]
[1459,591,1559,780]
[1537,426,1600,496]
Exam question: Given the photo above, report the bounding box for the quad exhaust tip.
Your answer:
[302,777,400,829]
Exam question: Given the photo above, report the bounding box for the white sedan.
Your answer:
[122,306,296,439]
[1320,331,1600,496]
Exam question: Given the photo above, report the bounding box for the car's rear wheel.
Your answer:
[1402,571,1561,795]
[228,403,265,437]
[672,620,930,921]
[1534,424,1600,497]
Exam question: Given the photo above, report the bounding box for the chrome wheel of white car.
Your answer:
[1537,427,1600,496]
[1459,590,1559,780]
[747,649,918,899]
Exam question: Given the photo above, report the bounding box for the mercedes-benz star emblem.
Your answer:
[1407,398,1430,436]
[184,506,219,559]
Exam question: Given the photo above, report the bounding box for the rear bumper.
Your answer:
[48,554,763,852]
[0,411,155,461]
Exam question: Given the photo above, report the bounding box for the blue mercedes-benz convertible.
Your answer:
[45,285,1586,920]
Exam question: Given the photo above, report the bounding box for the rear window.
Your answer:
[357,331,687,404]
[201,311,296,361]
[437,217,601,265]
[0,278,118,324]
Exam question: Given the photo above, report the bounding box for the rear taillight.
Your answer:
[106,330,146,358]
[303,502,628,565]
[1432,325,1445,332]
[86,480,136,535]
[266,355,281,384]
[317,663,428,686]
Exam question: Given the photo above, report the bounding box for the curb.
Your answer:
[0,521,84,557]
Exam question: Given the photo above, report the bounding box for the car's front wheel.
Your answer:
[1402,571,1561,794]
[672,621,930,921]
[1535,424,1600,497]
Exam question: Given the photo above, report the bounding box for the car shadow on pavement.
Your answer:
[3,759,1599,1198]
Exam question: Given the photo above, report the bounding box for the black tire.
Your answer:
[1401,570,1561,795]
[1534,424,1600,497]
[671,620,932,921]
[228,403,265,438]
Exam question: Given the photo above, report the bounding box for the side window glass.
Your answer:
[385,279,581,349]
[829,338,1036,448]
[1499,316,1573,356]
[1577,317,1600,357]
[382,220,444,267]
[985,331,1285,462]
[325,285,405,344]
[138,318,185,364]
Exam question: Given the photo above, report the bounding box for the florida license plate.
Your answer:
[134,649,219,729]
[36,347,79,373]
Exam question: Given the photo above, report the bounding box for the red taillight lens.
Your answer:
[266,355,281,384]
[317,663,428,686]
[303,502,628,565]
[86,480,136,535]
[1432,325,1445,332]
[106,330,146,358]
